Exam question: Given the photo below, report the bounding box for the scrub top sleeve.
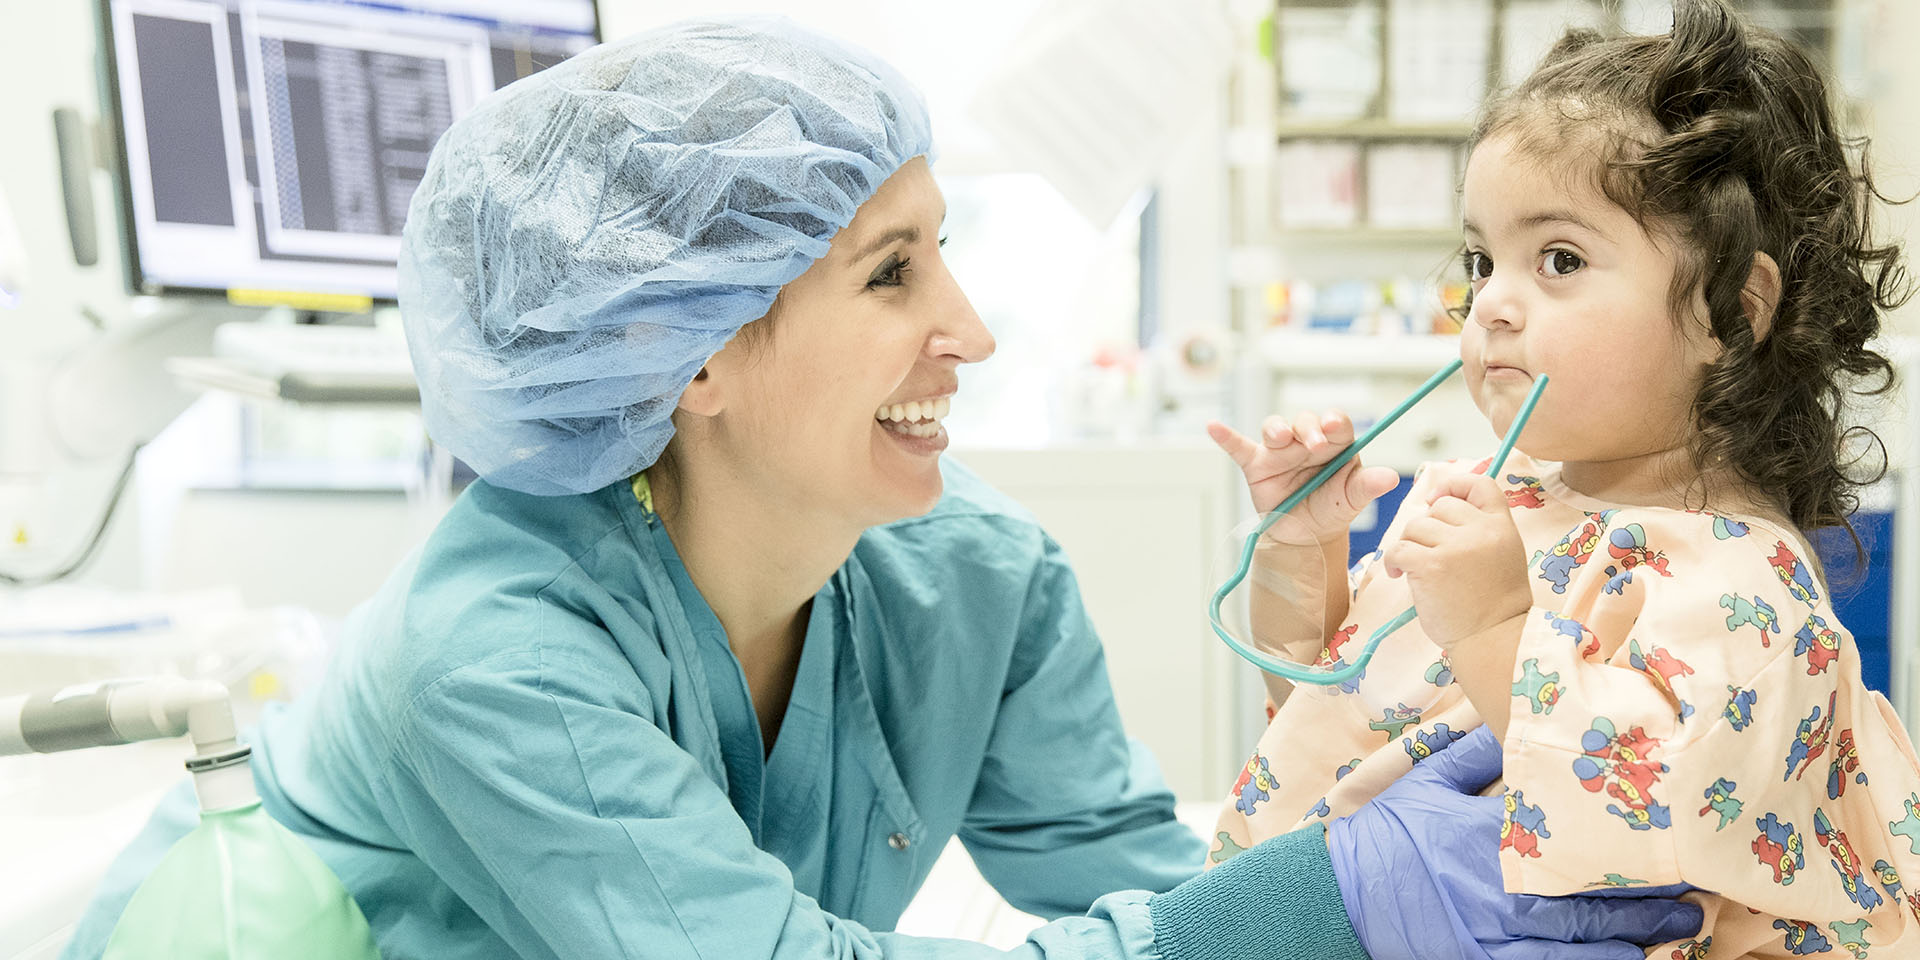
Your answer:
[383,622,1181,960]
[957,535,1207,919]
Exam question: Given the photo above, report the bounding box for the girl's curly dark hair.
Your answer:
[1460,0,1910,556]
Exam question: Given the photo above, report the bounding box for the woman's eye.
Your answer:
[868,256,912,288]
[1541,249,1585,277]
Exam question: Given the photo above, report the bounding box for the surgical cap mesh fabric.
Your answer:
[398,16,934,496]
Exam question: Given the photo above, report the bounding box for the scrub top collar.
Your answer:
[625,472,843,851]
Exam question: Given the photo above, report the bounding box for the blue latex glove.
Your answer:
[1327,726,1703,960]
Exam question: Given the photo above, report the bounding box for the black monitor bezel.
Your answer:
[92,0,605,306]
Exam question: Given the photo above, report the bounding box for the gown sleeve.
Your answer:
[1498,509,1920,929]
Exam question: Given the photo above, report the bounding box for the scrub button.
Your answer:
[888,832,911,851]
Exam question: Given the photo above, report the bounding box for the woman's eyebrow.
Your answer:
[850,226,920,263]
[846,205,950,263]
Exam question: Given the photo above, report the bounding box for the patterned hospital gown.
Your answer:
[1212,452,1920,959]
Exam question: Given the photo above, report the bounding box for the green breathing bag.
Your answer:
[101,799,379,960]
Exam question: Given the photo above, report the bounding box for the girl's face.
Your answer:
[689,157,995,527]
[1458,134,1719,466]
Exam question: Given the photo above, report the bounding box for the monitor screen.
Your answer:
[99,0,600,302]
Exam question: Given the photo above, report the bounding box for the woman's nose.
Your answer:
[928,271,995,364]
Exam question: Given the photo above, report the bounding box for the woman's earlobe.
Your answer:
[1742,251,1783,343]
[677,366,726,417]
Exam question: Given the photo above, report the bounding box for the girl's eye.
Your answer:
[1463,251,1493,283]
[1541,249,1585,277]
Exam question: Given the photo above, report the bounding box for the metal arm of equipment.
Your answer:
[1209,358,1549,684]
[0,677,254,811]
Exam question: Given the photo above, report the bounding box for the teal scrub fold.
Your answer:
[62,461,1351,960]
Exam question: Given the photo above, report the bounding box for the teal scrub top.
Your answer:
[66,460,1207,959]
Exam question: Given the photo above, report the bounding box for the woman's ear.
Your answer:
[676,362,726,417]
[1741,251,1782,343]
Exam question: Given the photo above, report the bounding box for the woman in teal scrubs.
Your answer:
[65,17,1699,960]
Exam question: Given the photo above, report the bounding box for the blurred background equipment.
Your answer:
[0,185,26,309]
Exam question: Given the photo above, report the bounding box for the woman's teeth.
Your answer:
[875,397,951,438]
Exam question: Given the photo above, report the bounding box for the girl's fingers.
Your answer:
[1426,495,1478,524]
[1400,516,1449,548]
[1261,414,1297,449]
[1205,421,1260,469]
[1357,465,1400,501]
[1382,539,1427,579]
[1339,462,1398,514]
[1321,409,1355,447]
[1426,472,1507,511]
[1291,411,1326,451]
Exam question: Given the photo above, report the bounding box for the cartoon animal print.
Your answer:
[1603,564,1634,595]
[1829,729,1865,800]
[1830,917,1871,959]
[1404,723,1466,762]
[1542,611,1601,659]
[1753,812,1807,885]
[1627,639,1695,700]
[1315,623,1365,693]
[1368,703,1423,739]
[1785,692,1838,783]
[1670,937,1712,960]
[1512,659,1561,715]
[1233,753,1278,817]
[1535,511,1612,594]
[1874,859,1904,904]
[1815,808,1884,911]
[1720,593,1780,646]
[1606,522,1673,578]
[1769,541,1821,606]
[1724,685,1759,731]
[1505,474,1546,509]
[1773,919,1831,955]
[1573,717,1671,831]
[1501,790,1550,859]
[1210,831,1247,864]
[1889,793,1920,855]
[1794,614,1843,676]
[1699,778,1743,831]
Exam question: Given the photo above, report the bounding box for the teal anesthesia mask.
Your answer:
[1209,358,1548,685]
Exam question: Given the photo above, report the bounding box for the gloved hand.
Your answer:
[1327,726,1703,960]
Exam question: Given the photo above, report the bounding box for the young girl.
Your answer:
[1207,1,1917,956]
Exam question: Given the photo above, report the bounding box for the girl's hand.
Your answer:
[1382,472,1532,647]
[1206,411,1400,548]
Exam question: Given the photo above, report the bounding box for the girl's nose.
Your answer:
[1471,273,1525,331]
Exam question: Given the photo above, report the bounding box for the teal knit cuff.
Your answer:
[1146,824,1369,960]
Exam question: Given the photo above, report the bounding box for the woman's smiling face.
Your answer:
[678,157,996,527]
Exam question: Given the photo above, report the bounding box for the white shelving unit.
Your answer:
[1225,0,1855,346]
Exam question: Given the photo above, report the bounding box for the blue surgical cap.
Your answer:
[398,16,935,496]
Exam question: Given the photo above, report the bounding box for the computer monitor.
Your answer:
[97,0,601,304]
